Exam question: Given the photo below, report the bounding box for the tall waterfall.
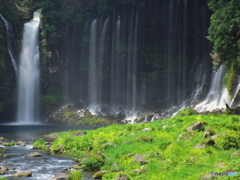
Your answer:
[16,12,40,124]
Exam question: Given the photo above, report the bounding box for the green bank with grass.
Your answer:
[34,109,240,180]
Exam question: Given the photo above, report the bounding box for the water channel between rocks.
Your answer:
[0,124,99,180]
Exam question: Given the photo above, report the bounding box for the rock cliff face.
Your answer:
[40,0,212,119]
[0,0,213,122]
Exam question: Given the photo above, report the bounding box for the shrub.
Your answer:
[215,131,240,150]
[68,170,82,180]
[179,108,197,116]
[33,138,48,150]
[81,157,103,171]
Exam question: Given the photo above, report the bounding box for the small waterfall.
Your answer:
[194,65,231,112]
[0,14,18,72]
[16,12,40,124]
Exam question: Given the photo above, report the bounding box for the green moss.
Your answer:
[39,113,240,180]
[3,142,15,146]
[33,138,48,150]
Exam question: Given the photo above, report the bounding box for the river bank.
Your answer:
[33,109,240,180]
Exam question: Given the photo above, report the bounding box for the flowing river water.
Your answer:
[0,125,97,180]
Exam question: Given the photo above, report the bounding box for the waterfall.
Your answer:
[88,18,109,114]
[16,12,40,124]
[0,14,18,72]
[194,65,231,112]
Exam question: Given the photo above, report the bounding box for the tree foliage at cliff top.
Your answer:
[208,0,240,69]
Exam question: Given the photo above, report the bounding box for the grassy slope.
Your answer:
[35,109,240,180]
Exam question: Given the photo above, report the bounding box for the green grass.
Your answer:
[34,109,240,180]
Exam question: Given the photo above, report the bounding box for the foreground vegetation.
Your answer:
[34,109,240,180]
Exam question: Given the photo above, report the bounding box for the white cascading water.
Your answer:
[194,65,231,112]
[16,12,40,124]
[0,14,18,72]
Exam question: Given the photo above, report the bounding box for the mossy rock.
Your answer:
[92,170,108,179]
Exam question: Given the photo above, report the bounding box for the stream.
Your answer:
[0,124,97,180]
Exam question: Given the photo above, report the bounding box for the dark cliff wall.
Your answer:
[0,0,212,121]
[39,0,212,117]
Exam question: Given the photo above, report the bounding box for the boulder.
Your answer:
[0,166,8,175]
[115,174,129,180]
[194,144,205,149]
[49,173,69,180]
[151,113,163,121]
[205,139,215,146]
[185,122,206,132]
[12,171,32,177]
[70,131,87,137]
[201,174,215,179]
[92,170,108,179]
[27,152,42,157]
[203,130,214,139]
[231,151,240,157]
[133,154,147,163]
[16,141,26,146]
[141,128,152,132]
[211,135,218,140]
[132,169,141,174]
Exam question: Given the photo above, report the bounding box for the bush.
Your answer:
[68,170,82,180]
[179,108,197,116]
[33,138,48,150]
[81,157,103,171]
[215,131,240,150]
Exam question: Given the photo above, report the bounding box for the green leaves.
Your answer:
[208,0,240,68]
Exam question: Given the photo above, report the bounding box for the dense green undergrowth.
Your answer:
[34,109,240,180]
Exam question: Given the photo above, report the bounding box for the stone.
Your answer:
[214,161,226,168]
[70,131,87,137]
[211,135,218,140]
[151,113,162,121]
[92,170,108,179]
[201,174,214,179]
[141,128,152,132]
[0,166,8,171]
[185,122,206,132]
[0,166,8,175]
[194,144,205,149]
[12,171,32,177]
[115,174,129,180]
[177,133,184,141]
[49,173,69,180]
[203,130,214,139]
[205,139,215,146]
[16,141,26,146]
[125,153,135,158]
[140,160,150,165]
[231,151,240,157]
[132,169,141,174]
[133,154,147,163]
[27,152,42,157]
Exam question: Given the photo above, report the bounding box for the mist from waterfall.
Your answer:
[16,12,40,124]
